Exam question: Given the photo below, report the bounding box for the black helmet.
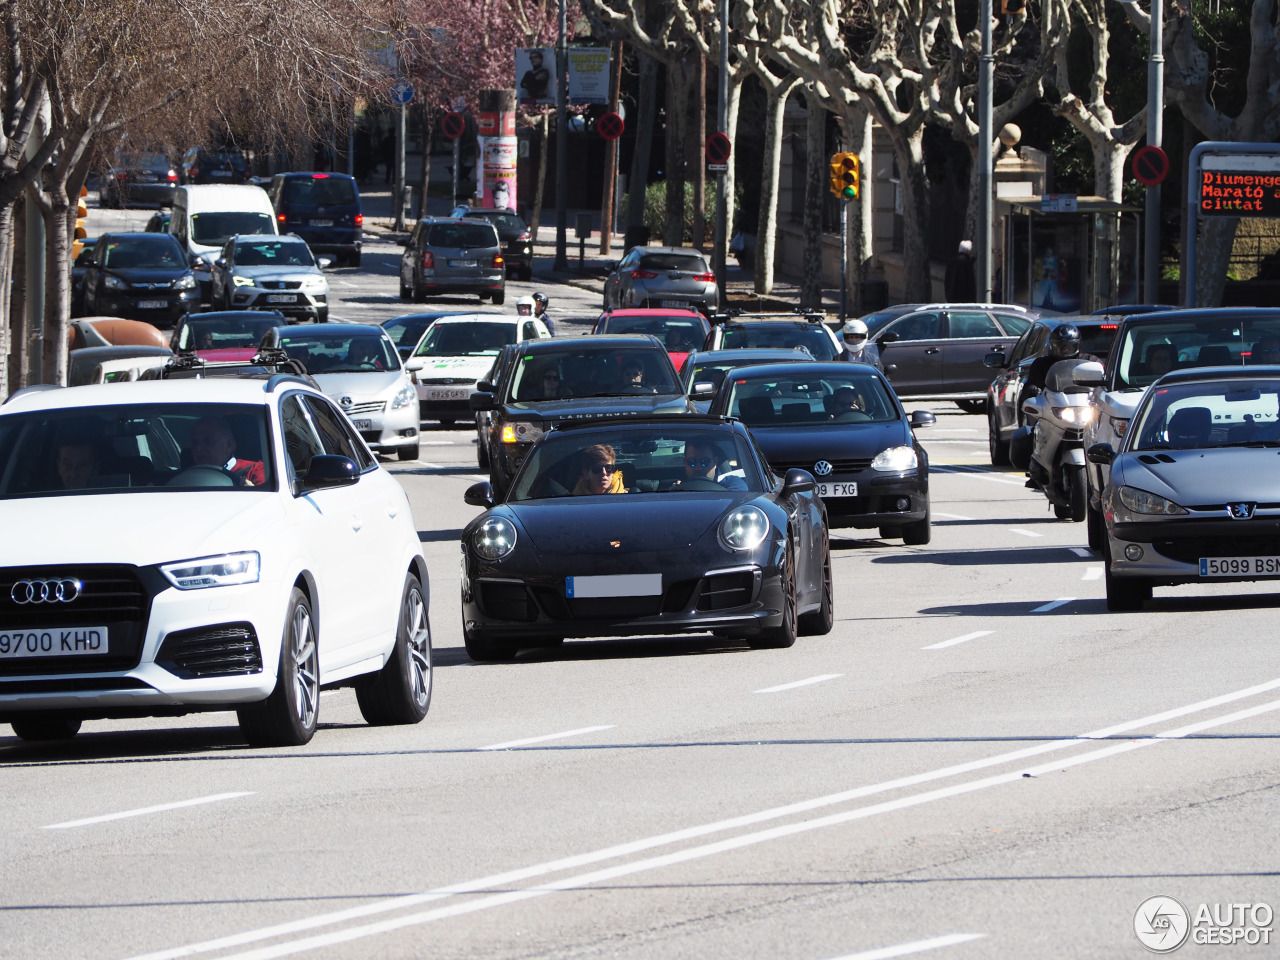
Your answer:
[1049,323,1081,360]
[532,292,548,305]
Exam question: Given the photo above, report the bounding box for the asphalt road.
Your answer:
[9,200,1278,960]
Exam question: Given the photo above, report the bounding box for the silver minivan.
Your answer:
[398,218,505,305]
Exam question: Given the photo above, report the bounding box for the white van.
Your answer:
[170,184,277,301]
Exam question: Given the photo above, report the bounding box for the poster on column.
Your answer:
[567,48,611,105]
[516,48,555,107]
[482,136,518,211]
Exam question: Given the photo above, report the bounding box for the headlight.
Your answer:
[1118,486,1187,516]
[232,275,256,287]
[391,383,416,409]
[160,552,260,590]
[473,517,517,560]
[719,505,770,551]
[301,276,327,291]
[501,421,542,444]
[1051,405,1094,425]
[173,274,197,290]
[1110,417,1130,438]
[871,445,918,472]
[104,275,126,290]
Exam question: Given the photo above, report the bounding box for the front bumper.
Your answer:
[231,286,328,320]
[119,182,177,205]
[94,290,199,326]
[415,382,477,421]
[346,398,420,452]
[416,272,505,296]
[776,464,927,530]
[1107,516,1280,585]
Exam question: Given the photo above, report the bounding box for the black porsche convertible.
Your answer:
[460,416,832,661]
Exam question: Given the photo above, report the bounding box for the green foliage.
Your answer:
[620,181,740,244]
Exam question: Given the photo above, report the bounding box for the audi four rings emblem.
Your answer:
[813,461,833,476]
[10,578,83,604]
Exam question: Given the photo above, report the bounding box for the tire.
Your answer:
[956,399,986,414]
[988,410,1010,466]
[752,544,798,649]
[463,620,519,662]
[1053,501,1073,520]
[399,279,412,302]
[492,290,505,306]
[878,526,896,540]
[1087,502,1105,552]
[520,267,532,282]
[237,587,319,747]
[355,573,432,725]
[797,540,834,636]
[397,442,420,461]
[10,717,82,741]
[477,438,490,470]
[440,417,455,427]
[316,309,328,323]
[1105,562,1151,612]
[901,508,932,545]
[1067,465,1087,522]
[349,251,362,269]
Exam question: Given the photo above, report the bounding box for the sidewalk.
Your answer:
[357,186,843,317]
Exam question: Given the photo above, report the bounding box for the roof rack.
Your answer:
[709,309,827,325]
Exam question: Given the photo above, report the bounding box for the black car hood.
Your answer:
[505,394,691,420]
[748,420,910,461]
[106,267,191,284]
[504,494,746,554]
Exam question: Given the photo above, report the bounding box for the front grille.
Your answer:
[130,281,172,290]
[476,581,535,621]
[156,623,262,679]
[418,377,475,386]
[771,458,872,475]
[359,430,381,443]
[345,401,386,416]
[1153,536,1280,564]
[569,597,661,619]
[696,571,756,611]
[262,281,303,290]
[0,676,151,695]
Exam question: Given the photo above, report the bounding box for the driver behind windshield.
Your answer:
[190,416,264,485]
[681,438,746,490]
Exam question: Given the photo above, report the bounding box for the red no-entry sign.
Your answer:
[1133,145,1170,187]
[441,111,465,140]
[597,112,624,140]
[706,132,732,166]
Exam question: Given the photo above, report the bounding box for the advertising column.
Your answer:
[477,88,518,211]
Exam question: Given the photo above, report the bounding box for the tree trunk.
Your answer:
[692,49,706,249]
[841,105,873,314]
[11,199,28,390]
[626,52,659,234]
[531,112,548,236]
[799,90,827,310]
[754,79,800,295]
[663,59,692,246]
[722,75,743,254]
[1194,217,1238,307]
[0,204,12,398]
[39,191,74,386]
[895,129,931,302]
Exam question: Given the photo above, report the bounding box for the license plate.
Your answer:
[267,294,297,303]
[311,219,333,227]
[816,482,858,498]
[426,388,470,401]
[0,627,109,659]
[137,300,167,309]
[1199,556,1280,577]
[449,259,478,268]
[566,574,662,598]
[660,299,691,308]
[211,170,232,177]
[352,419,373,430]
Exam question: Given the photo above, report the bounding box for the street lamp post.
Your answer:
[554,0,569,271]
[712,0,728,298]
[1144,0,1164,303]
[977,0,994,302]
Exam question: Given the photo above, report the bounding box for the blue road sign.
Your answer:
[390,80,414,105]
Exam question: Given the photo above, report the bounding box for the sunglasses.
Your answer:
[543,373,560,380]
[684,457,715,468]
[585,463,618,474]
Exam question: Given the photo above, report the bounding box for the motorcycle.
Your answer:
[1016,359,1104,521]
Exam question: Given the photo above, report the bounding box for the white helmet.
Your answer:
[842,319,869,341]
[516,295,535,316]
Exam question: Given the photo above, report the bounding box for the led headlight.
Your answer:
[173,274,197,290]
[1110,417,1130,438]
[301,276,327,291]
[473,517,517,560]
[104,275,127,290]
[501,421,541,444]
[160,552,260,590]
[1118,486,1187,516]
[871,445,918,472]
[232,275,256,287]
[1051,405,1094,425]
[391,383,417,409]
[719,505,770,551]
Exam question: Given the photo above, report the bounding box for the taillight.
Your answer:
[114,171,128,180]
[493,254,504,267]
[518,232,532,241]
[277,213,286,222]
[421,251,435,269]
[354,213,363,226]
[313,173,329,179]
[190,166,199,178]
[631,270,658,279]
[167,170,178,182]
[693,272,715,282]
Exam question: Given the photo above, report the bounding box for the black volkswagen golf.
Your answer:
[708,361,935,543]
[79,232,200,326]
[460,416,832,661]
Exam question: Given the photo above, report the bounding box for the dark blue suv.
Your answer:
[267,173,363,267]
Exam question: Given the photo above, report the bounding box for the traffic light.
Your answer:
[72,185,88,259]
[1001,0,1027,12]
[828,152,859,200]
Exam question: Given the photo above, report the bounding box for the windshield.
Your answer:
[1130,379,1280,451]
[191,212,276,246]
[414,322,515,357]
[277,332,399,373]
[510,428,763,500]
[606,315,708,349]
[427,222,498,248]
[725,371,900,425]
[100,236,185,269]
[720,323,839,361]
[470,213,526,233]
[178,315,281,351]
[234,240,314,267]
[1112,315,1280,390]
[281,177,357,205]
[638,254,707,273]
[508,347,679,401]
[0,403,275,498]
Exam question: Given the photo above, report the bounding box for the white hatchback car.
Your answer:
[405,313,552,425]
[0,377,431,746]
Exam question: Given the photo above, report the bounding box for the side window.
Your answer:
[996,313,1031,336]
[280,394,324,483]
[947,312,1002,339]
[522,321,539,340]
[303,396,375,471]
[887,312,942,342]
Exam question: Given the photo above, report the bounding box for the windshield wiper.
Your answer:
[1218,440,1280,448]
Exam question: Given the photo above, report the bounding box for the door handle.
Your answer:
[387,503,399,519]
[925,348,940,355]
[351,515,364,532]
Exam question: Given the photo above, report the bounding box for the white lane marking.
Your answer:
[123,676,1280,960]
[930,466,1027,487]
[1070,547,1093,557]
[168,698,1280,960]
[923,630,993,650]
[421,440,456,446]
[1009,528,1042,538]
[1032,597,1075,613]
[478,725,615,751]
[335,280,357,287]
[932,512,973,521]
[342,303,369,310]
[825,933,987,960]
[755,674,843,694]
[44,792,253,830]
[1082,567,1103,581]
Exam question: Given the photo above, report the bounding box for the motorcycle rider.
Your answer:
[1020,323,1081,491]
[841,319,882,371]
[532,291,555,335]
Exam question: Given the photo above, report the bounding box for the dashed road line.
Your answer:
[1032,597,1075,613]
[479,725,615,751]
[44,792,253,830]
[923,630,994,650]
[755,674,843,694]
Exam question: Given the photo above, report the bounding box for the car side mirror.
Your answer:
[300,454,359,491]
[984,350,1008,368]
[781,467,816,496]
[884,364,898,374]
[878,331,899,345]
[464,481,496,508]
[214,257,226,269]
[80,255,96,267]
[1086,442,1115,465]
[910,410,936,428]
[316,255,334,270]
[691,381,716,400]
[477,380,496,393]
[404,357,425,372]
[470,391,496,411]
[1072,361,1106,387]
[604,261,616,272]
